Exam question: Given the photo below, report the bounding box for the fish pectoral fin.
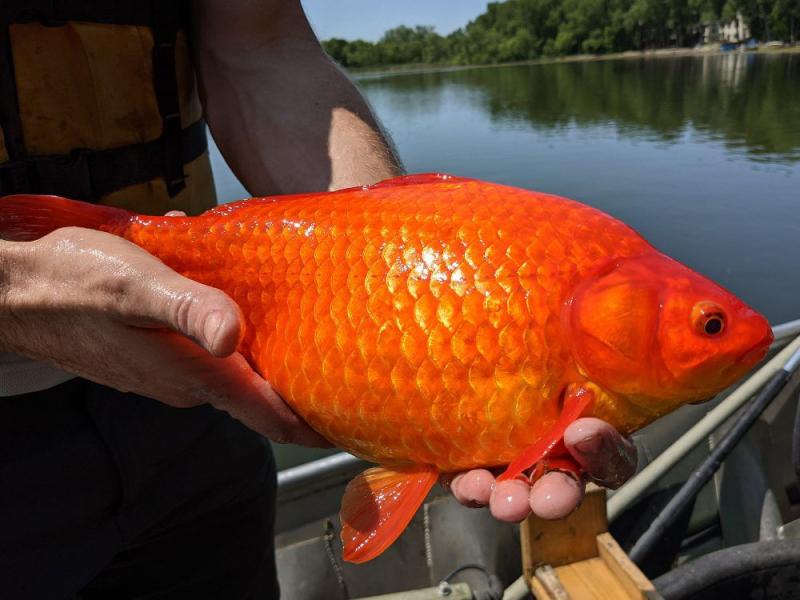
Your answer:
[497,385,595,482]
[340,464,439,564]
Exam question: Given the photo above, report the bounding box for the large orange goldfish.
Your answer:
[0,174,773,562]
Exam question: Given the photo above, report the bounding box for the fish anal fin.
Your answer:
[369,173,474,189]
[497,385,595,482]
[340,464,438,563]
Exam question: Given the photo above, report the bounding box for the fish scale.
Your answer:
[105,176,651,471]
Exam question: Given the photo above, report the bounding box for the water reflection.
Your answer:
[359,54,800,162]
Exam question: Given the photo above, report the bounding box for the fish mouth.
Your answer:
[735,329,774,369]
[736,345,769,369]
[686,340,771,405]
[704,331,774,399]
[688,394,716,406]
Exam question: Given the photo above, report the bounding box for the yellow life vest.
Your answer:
[0,3,216,215]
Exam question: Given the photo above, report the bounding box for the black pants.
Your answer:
[0,378,279,600]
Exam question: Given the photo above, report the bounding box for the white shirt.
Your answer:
[0,351,75,396]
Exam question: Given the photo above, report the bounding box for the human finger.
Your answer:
[447,469,494,507]
[112,251,245,358]
[563,418,637,489]
[210,352,332,447]
[489,479,532,522]
[529,471,585,520]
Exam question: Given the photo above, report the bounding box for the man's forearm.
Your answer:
[0,239,17,350]
[193,0,402,196]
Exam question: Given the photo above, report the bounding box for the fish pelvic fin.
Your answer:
[0,194,130,241]
[497,385,595,482]
[340,464,438,564]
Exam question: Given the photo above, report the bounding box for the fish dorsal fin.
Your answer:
[368,173,475,189]
[497,386,595,482]
[340,464,438,563]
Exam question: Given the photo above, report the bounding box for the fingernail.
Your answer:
[203,311,223,352]
[532,471,580,497]
[552,467,582,482]
[574,434,605,455]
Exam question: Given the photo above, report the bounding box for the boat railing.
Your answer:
[278,451,364,494]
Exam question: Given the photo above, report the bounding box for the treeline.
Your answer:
[322,0,800,68]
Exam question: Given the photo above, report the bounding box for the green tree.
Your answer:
[343,40,382,68]
[319,0,796,69]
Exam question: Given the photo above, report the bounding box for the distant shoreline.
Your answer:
[351,45,800,78]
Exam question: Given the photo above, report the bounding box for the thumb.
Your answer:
[159,283,244,357]
[563,418,637,489]
[122,255,245,357]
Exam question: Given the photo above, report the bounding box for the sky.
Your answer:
[300,0,491,42]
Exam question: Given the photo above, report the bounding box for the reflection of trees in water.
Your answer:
[359,55,800,161]
[358,71,453,116]
[358,76,444,117]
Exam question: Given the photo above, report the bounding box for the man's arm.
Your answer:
[193,0,402,195]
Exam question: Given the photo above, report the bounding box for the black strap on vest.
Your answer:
[152,2,186,197]
[0,2,154,27]
[0,118,206,201]
[0,25,25,163]
[0,0,202,201]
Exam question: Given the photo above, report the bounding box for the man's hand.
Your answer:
[0,226,328,447]
[446,418,636,521]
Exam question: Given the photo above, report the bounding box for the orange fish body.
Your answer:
[0,174,773,563]
[114,174,655,469]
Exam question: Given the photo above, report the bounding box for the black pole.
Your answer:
[629,362,796,565]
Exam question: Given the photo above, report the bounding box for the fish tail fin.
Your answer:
[0,195,131,241]
[340,464,438,563]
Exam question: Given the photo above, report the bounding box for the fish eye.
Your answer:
[703,315,724,335]
[692,302,726,337]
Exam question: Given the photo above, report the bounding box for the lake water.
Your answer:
[209,53,800,469]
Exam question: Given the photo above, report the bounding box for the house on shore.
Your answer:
[703,12,751,44]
